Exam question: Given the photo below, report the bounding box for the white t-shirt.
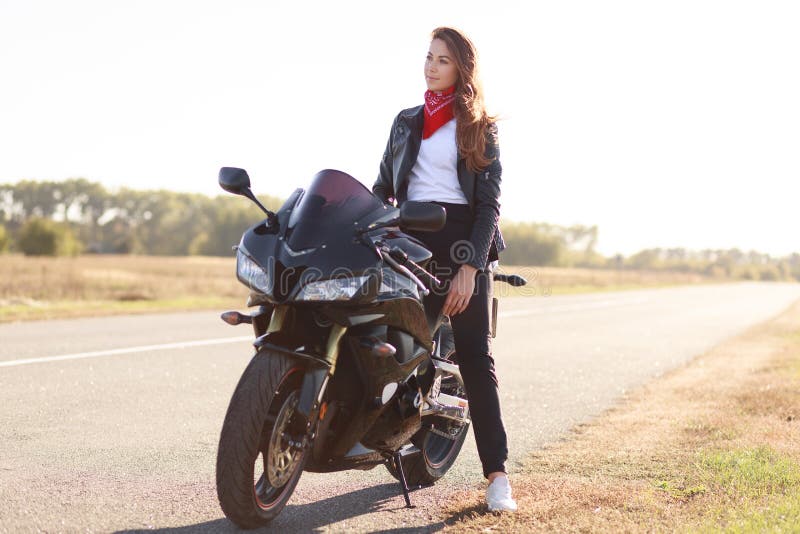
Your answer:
[407,119,468,204]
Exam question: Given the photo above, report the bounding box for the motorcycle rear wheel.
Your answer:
[387,415,470,486]
[216,349,307,529]
[386,348,469,486]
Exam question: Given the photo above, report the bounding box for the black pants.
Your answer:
[407,202,509,478]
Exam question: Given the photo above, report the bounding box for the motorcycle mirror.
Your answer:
[218,166,275,218]
[399,201,446,232]
[218,167,252,196]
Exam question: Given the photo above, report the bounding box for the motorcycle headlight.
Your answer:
[237,249,271,294]
[296,275,370,302]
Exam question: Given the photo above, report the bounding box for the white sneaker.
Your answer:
[486,475,518,512]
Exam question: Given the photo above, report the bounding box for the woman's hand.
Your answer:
[442,264,478,316]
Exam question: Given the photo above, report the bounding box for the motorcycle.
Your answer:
[214,167,526,528]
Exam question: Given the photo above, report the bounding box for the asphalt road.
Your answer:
[2,282,799,533]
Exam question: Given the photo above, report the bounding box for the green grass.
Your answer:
[703,493,800,534]
[697,447,800,498]
[653,479,708,499]
[692,447,800,533]
[695,494,800,534]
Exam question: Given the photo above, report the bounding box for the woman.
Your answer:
[372,26,516,512]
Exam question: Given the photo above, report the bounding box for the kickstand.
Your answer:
[392,451,414,508]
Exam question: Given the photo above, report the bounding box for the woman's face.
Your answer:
[425,38,458,92]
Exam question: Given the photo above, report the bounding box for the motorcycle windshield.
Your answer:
[286,169,384,251]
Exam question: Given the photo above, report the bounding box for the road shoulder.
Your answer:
[440,299,800,532]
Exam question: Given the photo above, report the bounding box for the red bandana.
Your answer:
[422,85,456,139]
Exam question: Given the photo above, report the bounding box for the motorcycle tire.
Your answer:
[216,349,307,529]
[386,417,470,486]
[385,344,469,486]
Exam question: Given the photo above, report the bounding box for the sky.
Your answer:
[0,0,797,257]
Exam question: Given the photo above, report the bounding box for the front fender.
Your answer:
[253,340,331,443]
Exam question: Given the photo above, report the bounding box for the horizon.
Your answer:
[2,175,795,260]
[1,1,797,258]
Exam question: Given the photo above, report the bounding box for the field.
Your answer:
[0,255,241,322]
[1,254,727,322]
[492,264,720,298]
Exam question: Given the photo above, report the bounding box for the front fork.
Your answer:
[222,304,345,448]
[287,322,346,439]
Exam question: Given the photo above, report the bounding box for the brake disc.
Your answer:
[266,391,302,488]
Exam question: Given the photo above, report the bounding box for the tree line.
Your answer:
[0,179,280,257]
[1,179,798,282]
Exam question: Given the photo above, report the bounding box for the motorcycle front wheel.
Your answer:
[216,349,307,529]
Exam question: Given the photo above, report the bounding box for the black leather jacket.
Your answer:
[372,105,506,272]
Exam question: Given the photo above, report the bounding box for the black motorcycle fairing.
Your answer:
[254,306,334,356]
[239,228,377,304]
[240,170,448,308]
[286,169,385,251]
[273,187,304,231]
[240,171,406,304]
[318,297,432,353]
[304,322,430,470]
[252,339,332,381]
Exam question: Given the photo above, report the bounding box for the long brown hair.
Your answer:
[430,26,496,172]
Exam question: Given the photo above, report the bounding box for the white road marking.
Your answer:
[1,296,650,368]
[0,336,253,368]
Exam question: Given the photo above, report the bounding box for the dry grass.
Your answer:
[493,264,727,298]
[0,255,729,322]
[0,254,243,321]
[440,300,800,532]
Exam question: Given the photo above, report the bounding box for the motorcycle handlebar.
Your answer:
[383,245,528,292]
[407,258,444,291]
[380,248,431,296]
[390,247,443,287]
[493,273,528,287]
[384,246,444,293]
